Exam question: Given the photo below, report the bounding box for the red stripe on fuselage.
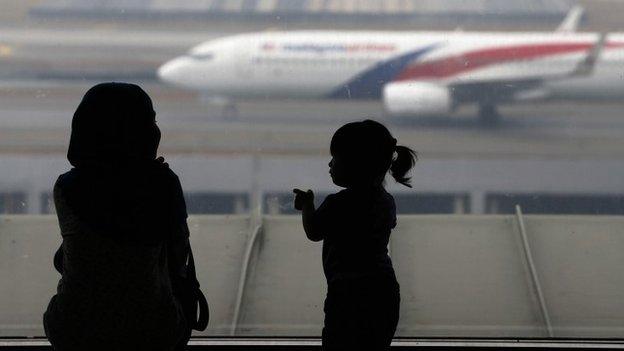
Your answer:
[395,42,624,81]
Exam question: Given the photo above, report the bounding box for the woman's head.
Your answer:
[329,119,417,188]
[67,82,160,168]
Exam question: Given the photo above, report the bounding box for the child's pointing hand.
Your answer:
[293,189,314,211]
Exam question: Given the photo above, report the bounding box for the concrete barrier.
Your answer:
[522,216,624,337]
[235,216,325,336]
[393,216,543,337]
[0,216,59,337]
[0,215,252,337]
[2,215,624,338]
[187,216,250,335]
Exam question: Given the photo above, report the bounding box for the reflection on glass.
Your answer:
[1,0,624,341]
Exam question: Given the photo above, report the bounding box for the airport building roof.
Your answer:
[31,0,577,23]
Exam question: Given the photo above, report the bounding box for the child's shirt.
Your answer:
[313,185,397,283]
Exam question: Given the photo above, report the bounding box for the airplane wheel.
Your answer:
[479,104,501,126]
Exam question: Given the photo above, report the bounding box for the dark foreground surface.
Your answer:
[2,338,624,350]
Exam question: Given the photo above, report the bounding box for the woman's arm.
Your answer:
[168,173,191,279]
[51,176,71,275]
[168,224,190,279]
[53,244,63,274]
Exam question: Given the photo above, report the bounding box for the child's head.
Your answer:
[329,119,417,188]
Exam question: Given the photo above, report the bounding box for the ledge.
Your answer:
[2,338,624,350]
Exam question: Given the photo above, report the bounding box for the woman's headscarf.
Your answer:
[68,82,160,168]
[60,83,172,245]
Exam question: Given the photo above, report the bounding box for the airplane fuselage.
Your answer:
[158,31,624,115]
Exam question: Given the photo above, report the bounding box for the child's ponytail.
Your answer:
[390,145,417,188]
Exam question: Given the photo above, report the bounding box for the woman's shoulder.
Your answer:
[54,164,183,194]
[56,169,78,183]
[149,164,181,184]
[155,166,185,196]
[53,169,80,194]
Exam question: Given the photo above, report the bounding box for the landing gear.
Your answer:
[200,95,239,121]
[478,104,501,126]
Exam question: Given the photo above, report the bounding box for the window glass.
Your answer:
[0,192,27,214]
[486,193,624,215]
[393,193,470,214]
[185,192,248,214]
[2,0,624,341]
[40,192,55,214]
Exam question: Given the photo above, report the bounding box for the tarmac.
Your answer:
[1,82,624,159]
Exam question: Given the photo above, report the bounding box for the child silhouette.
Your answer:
[294,119,416,350]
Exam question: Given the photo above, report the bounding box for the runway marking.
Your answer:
[0,44,13,57]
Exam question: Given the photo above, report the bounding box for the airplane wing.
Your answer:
[428,5,591,104]
[444,33,606,103]
[570,33,607,76]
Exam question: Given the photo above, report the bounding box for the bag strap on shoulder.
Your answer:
[187,246,209,331]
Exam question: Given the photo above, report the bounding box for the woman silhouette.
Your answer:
[43,83,190,351]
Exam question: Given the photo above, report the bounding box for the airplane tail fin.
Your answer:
[556,5,584,33]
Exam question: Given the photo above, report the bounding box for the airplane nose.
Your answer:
[157,57,189,86]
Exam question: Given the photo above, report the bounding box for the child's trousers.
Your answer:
[322,274,400,351]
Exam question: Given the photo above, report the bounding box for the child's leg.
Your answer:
[322,282,355,350]
[371,289,400,349]
[323,277,400,350]
[350,277,401,350]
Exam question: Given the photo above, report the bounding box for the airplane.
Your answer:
[158,6,624,124]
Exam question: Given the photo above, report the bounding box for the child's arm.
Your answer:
[293,189,324,242]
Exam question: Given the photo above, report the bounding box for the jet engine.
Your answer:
[382,82,452,116]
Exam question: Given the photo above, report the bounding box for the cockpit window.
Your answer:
[189,52,214,61]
